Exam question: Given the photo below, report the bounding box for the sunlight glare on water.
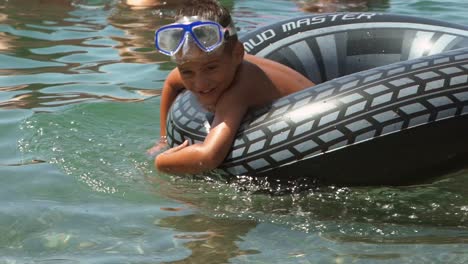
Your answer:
[1,0,468,263]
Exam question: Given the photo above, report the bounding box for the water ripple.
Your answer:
[3,1,468,263]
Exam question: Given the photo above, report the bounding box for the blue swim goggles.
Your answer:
[155,20,231,56]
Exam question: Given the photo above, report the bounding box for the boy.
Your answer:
[149,0,314,174]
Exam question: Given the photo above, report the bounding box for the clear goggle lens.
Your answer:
[192,24,222,49]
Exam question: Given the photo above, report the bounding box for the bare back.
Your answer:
[244,54,314,95]
[225,53,314,110]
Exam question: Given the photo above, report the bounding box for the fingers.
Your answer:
[161,140,189,155]
[146,142,169,158]
[172,140,189,151]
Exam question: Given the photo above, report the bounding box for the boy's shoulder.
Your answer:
[235,60,274,89]
[243,54,314,96]
[219,59,278,108]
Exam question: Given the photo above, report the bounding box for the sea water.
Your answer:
[1,0,468,263]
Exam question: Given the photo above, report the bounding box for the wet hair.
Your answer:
[174,0,238,43]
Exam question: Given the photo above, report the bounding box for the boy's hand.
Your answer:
[146,136,169,157]
[162,140,189,155]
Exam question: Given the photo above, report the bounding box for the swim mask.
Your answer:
[154,16,236,62]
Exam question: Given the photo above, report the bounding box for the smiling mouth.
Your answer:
[199,88,215,94]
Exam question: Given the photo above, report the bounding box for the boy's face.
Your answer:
[176,43,243,109]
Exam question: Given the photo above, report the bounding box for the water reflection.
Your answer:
[0,0,163,111]
[158,214,259,263]
[0,7,14,51]
[123,0,193,10]
[153,170,468,236]
[107,1,177,64]
[295,0,390,13]
[0,0,242,111]
[0,91,145,110]
[144,169,468,263]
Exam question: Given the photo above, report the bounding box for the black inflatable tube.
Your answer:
[166,13,468,186]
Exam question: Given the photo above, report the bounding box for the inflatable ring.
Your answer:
[166,13,468,186]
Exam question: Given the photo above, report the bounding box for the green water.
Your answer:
[1,0,468,263]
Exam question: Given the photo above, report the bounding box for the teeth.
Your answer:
[201,88,214,94]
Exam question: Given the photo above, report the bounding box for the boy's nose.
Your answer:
[193,76,210,92]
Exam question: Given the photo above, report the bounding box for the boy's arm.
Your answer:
[155,93,248,174]
[147,69,185,155]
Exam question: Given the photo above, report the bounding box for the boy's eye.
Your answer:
[206,65,219,71]
[180,70,193,76]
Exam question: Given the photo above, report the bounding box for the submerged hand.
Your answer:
[146,139,169,158]
[162,140,189,155]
